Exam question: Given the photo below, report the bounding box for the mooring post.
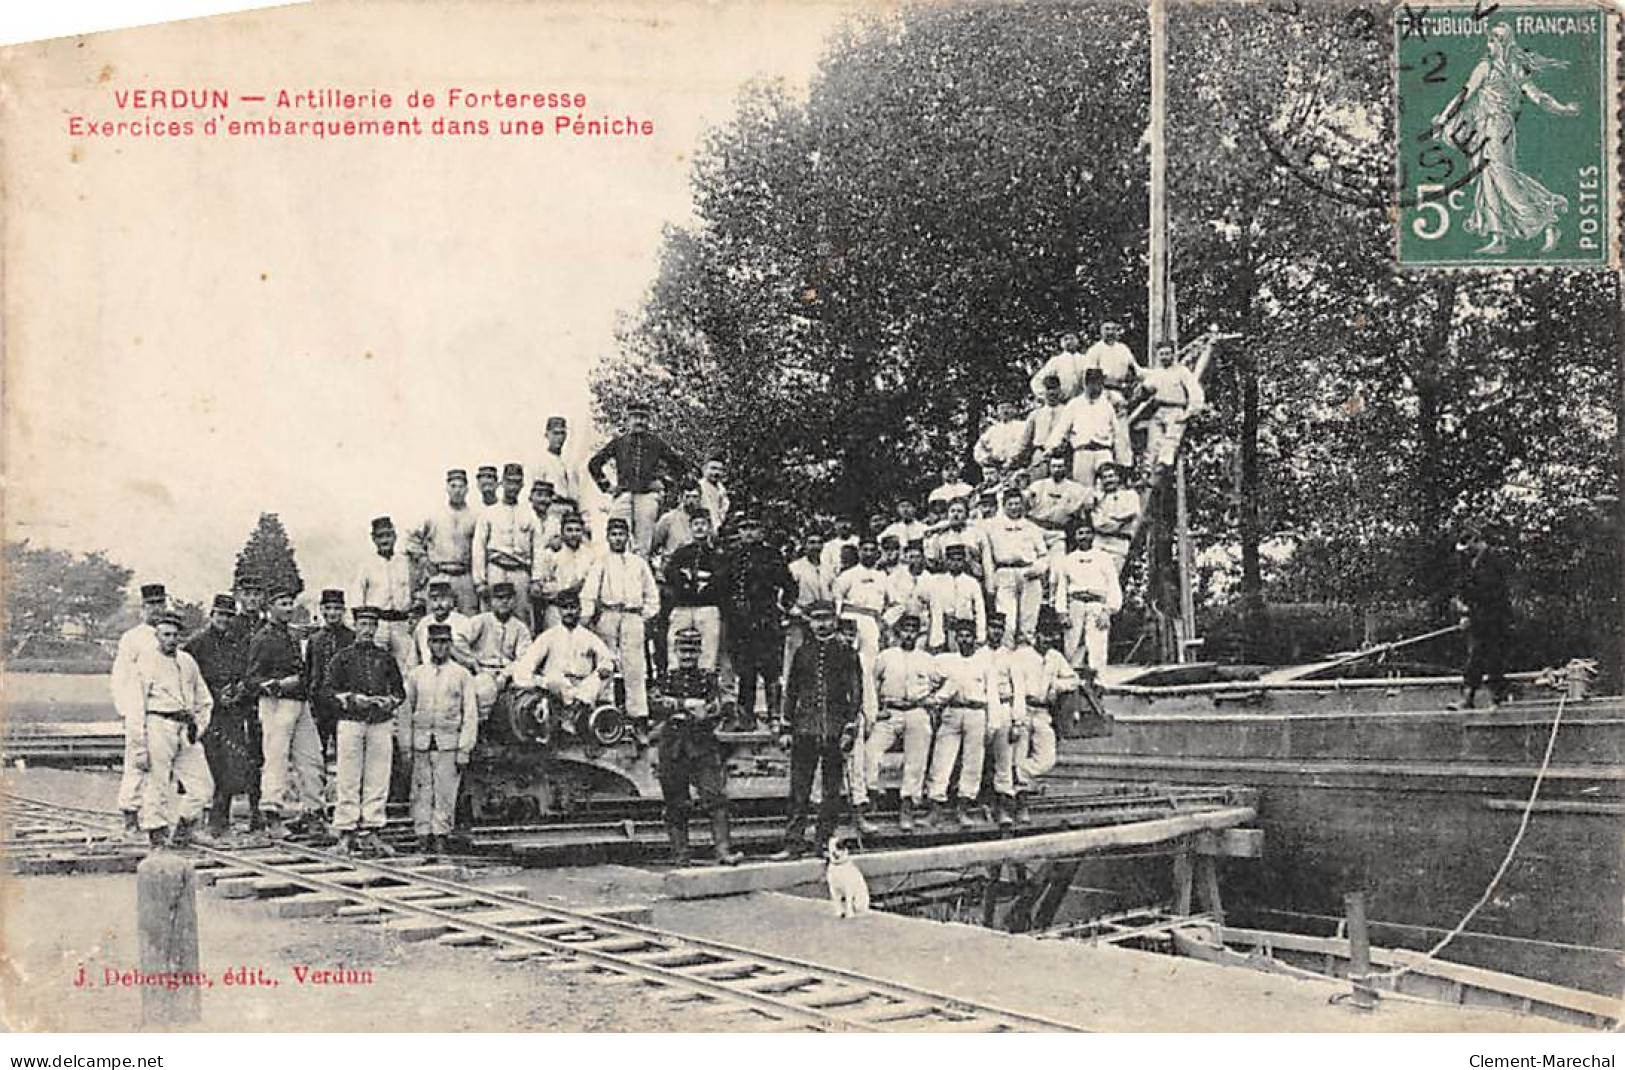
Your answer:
[137,851,202,1027]
[1344,891,1378,1010]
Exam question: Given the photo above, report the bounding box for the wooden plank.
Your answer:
[1194,827,1263,858]
[276,893,347,919]
[664,806,1256,900]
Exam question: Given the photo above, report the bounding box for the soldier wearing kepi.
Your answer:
[131,610,214,848]
[510,589,616,716]
[111,582,168,836]
[320,605,406,857]
[773,601,862,860]
[924,616,1007,829]
[229,576,268,644]
[588,399,692,558]
[185,594,259,839]
[304,588,355,760]
[982,487,1050,648]
[473,462,542,629]
[654,627,743,866]
[663,509,723,670]
[414,578,479,672]
[355,516,417,676]
[870,613,944,832]
[1009,609,1074,823]
[581,516,661,726]
[399,622,479,855]
[467,581,533,720]
[534,416,583,527]
[245,584,324,839]
[475,465,501,509]
[717,511,794,730]
[832,534,890,829]
[537,511,598,631]
[410,468,480,614]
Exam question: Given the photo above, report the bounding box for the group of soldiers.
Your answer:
[114,322,1206,861]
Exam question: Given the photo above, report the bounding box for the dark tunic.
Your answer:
[1462,548,1514,696]
[184,624,258,796]
[587,430,688,495]
[320,642,406,724]
[664,542,722,608]
[305,623,356,743]
[783,636,861,740]
[245,620,306,699]
[655,667,727,813]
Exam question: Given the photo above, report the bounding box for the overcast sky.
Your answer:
[3,0,873,605]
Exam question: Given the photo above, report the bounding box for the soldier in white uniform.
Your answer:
[130,610,215,848]
[924,617,1010,828]
[1025,449,1093,558]
[1051,525,1123,672]
[537,512,598,631]
[1138,339,1206,471]
[511,589,618,709]
[1082,320,1142,410]
[983,612,1029,828]
[398,622,479,855]
[580,516,661,723]
[112,582,168,835]
[355,516,417,676]
[409,468,480,614]
[466,581,532,719]
[534,416,583,527]
[869,613,944,831]
[473,462,542,629]
[981,488,1050,648]
[1009,610,1075,823]
[831,534,890,827]
[1047,367,1128,493]
[1027,332,1086,402]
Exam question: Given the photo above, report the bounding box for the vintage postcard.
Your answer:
[2,0,1621,1045]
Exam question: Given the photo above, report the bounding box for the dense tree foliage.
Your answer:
[4,540,134,645]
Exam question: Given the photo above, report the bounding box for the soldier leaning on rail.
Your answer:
[653,626,743,867]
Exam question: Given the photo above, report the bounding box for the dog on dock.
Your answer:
[825,835,869,918]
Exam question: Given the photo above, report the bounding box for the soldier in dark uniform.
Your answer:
[773,601,862,860]
[304,589,355,760]
[653,626,743,866]
[228,575,268,804]
[185,594,261,837]
[1458,526,1514,708]
[717,511,794,730]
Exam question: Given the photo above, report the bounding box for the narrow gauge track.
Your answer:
[2,792,1083,1033]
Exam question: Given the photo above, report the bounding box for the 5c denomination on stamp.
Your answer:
[1395,2,1617,268]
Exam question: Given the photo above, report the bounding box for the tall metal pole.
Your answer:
[1149,0,1197,660]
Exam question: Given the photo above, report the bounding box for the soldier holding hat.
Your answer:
[246,583,325,838]
[587,399,692,558]
[399,620,480,854]
[130,609,215,848]
[321,605,406,856]
[473,462,543,629]
[304,588,355,759]
[773,600,862,859]
[355,516,417,676]
[111,582,168,834]
[409,468,480,615]
[185,593,261,838]
[580,515,660,724]
[653,626,743,866]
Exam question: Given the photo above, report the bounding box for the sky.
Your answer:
[2,0,876,605]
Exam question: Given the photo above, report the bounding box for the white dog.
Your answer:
[825,835,870,918]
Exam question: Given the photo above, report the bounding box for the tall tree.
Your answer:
[3,540,134,643]
[233,513,303,597]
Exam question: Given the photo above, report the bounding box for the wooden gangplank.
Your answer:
[663,805,1258,900]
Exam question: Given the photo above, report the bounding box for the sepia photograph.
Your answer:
[1,0,1621,1045]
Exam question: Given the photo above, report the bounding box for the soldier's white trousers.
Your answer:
[1014,711,1057,790]
[140,716,213,831]
[866,708,932,802]
[926,706,987,802]
[333,720,393,831]
[667,606,721,670]
[593,610,648,719]
[258,697,324,817]
[1066,602,1112,671]
[410,749,461,836]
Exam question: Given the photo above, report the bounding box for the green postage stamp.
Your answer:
[1395,3,1617,268]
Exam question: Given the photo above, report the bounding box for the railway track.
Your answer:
[2,791,1083,1033]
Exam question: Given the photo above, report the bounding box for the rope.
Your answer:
[1362,692,1569,985]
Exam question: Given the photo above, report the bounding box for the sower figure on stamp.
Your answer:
[246,584,325,840]
[132,610,214,849]
[321,605,406,858]
[184,594,258,839]
[588,399,691,559]
[773,601,862,860]
[111,582,167,837]
[1456,525,1515,709]
[717,511,793,731]
[399,622,479,856]
[654,626,743,866]
[304,588,354,761]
